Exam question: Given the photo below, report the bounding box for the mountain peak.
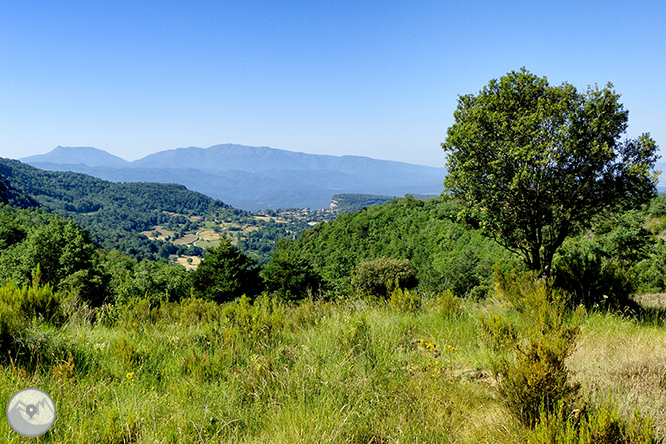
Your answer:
[20,146,130,168]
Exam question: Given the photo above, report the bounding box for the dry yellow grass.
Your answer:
[634,293,666,309]
[139,225,175,241]
[197,229,220,241]
[175,255,201,270]
[568,312,666,438]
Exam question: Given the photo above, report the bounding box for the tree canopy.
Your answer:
[191,238,262,303]
[442,68,659,277]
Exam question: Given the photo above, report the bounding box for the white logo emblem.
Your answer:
[6,388,56,437]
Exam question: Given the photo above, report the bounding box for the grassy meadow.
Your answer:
[2,285,665,443]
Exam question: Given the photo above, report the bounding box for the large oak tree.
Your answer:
[442,68,659,277]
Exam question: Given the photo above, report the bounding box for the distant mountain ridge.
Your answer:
[21,146,130,168]
[20,144,446,210]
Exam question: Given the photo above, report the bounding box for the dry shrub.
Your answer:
[479,313,517,352]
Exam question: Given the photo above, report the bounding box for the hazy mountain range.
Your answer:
[20,145,446,211]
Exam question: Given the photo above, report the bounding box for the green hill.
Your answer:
[0,158,308,263]
[288,195,521,297]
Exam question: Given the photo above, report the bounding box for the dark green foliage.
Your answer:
[553,237,635,309]
[0,205,110,306]
[0,204,197,308]
[0,209,27,249]
[289,196,519,297]
[192,238,262,303]
[442,68,659,277]
[0,173,39,208]
[352,257,418,298]
[552,211,651,308]
[260,239,322,299]
[101,251,192,305]
[629,241,666,294]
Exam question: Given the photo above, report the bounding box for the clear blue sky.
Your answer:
[1,0,664,167]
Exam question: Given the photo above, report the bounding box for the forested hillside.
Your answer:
[0,158,308,262]
[0,204,193,307]
[287,196,519,296]
[271,194,666,307]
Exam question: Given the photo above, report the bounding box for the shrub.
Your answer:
[468,284,490,300]
[552,237,634,309]
[479,313,517,352]
[430,289,464,317]
[351,257,417,298]
[192,238,262,303]
[261,239,322,300]
[552,211,651,309]
[389,286,421,312]
[0,277,64,340]
[491,272,581,428]
[495,331,580,428]
[527,402,657,443]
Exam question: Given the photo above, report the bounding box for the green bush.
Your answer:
[527,403,657,443]
[430,289,464,317]
[492,273,581,428]
[261,239,322,300]
[553,237,634,309]
[192,237,262,303]
[552,211,652,309]
[389,286,421,312]
[351,257,418,298]
[0,278,64,333]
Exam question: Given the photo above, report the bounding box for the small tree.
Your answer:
[442,68,659,277]
[260,239,321,300]
[191,237,261,303]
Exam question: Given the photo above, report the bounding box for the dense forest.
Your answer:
[0,158,308,263]
[265,194,666,308]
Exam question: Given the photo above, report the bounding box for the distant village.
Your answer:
[255,207,338,226]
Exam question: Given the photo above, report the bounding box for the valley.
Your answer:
[138,207,337,268]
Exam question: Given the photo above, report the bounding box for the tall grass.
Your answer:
[1,284,665,442]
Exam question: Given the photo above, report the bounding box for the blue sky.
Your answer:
[1,0,664,167]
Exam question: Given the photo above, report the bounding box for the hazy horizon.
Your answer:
[1,1,664,168]
[17,143,452,168]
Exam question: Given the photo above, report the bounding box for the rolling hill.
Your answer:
[0,158,309,263]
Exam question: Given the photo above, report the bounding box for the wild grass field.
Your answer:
[2,280,664,443]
